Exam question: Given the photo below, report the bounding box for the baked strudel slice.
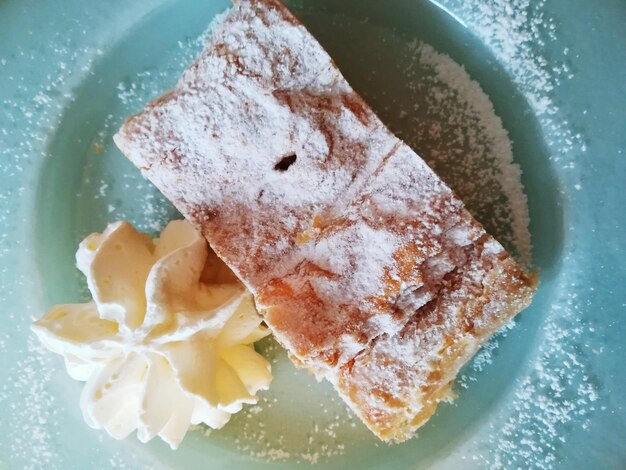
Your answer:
[114,0,536,441]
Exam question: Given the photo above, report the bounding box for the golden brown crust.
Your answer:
[336,256,536,441]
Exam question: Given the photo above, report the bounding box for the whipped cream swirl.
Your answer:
[32,220,272,449]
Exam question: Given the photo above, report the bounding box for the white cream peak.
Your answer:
[32,220,272,449]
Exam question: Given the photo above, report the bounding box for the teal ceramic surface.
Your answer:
[0,0,624,468]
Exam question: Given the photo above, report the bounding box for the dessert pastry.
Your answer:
[32,220,272,449]
[114,0,536,441]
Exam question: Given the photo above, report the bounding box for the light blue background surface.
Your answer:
[0,0,624,468]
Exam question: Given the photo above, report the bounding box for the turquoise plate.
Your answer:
[1,0,624,468]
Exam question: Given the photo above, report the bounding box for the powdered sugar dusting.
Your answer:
[435,1,596,468]
[468,270,602,469]
[445,0,586,173]
[413,43,531,266]
[116,0,483,369]
[1,337,60,467]
[0,0,602,467]
[198,337,372,464]
[0,3,220,468]
[0,17,105,468]
[350,31,533,266]
[97,12,541,461]
[115,0,535,446]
